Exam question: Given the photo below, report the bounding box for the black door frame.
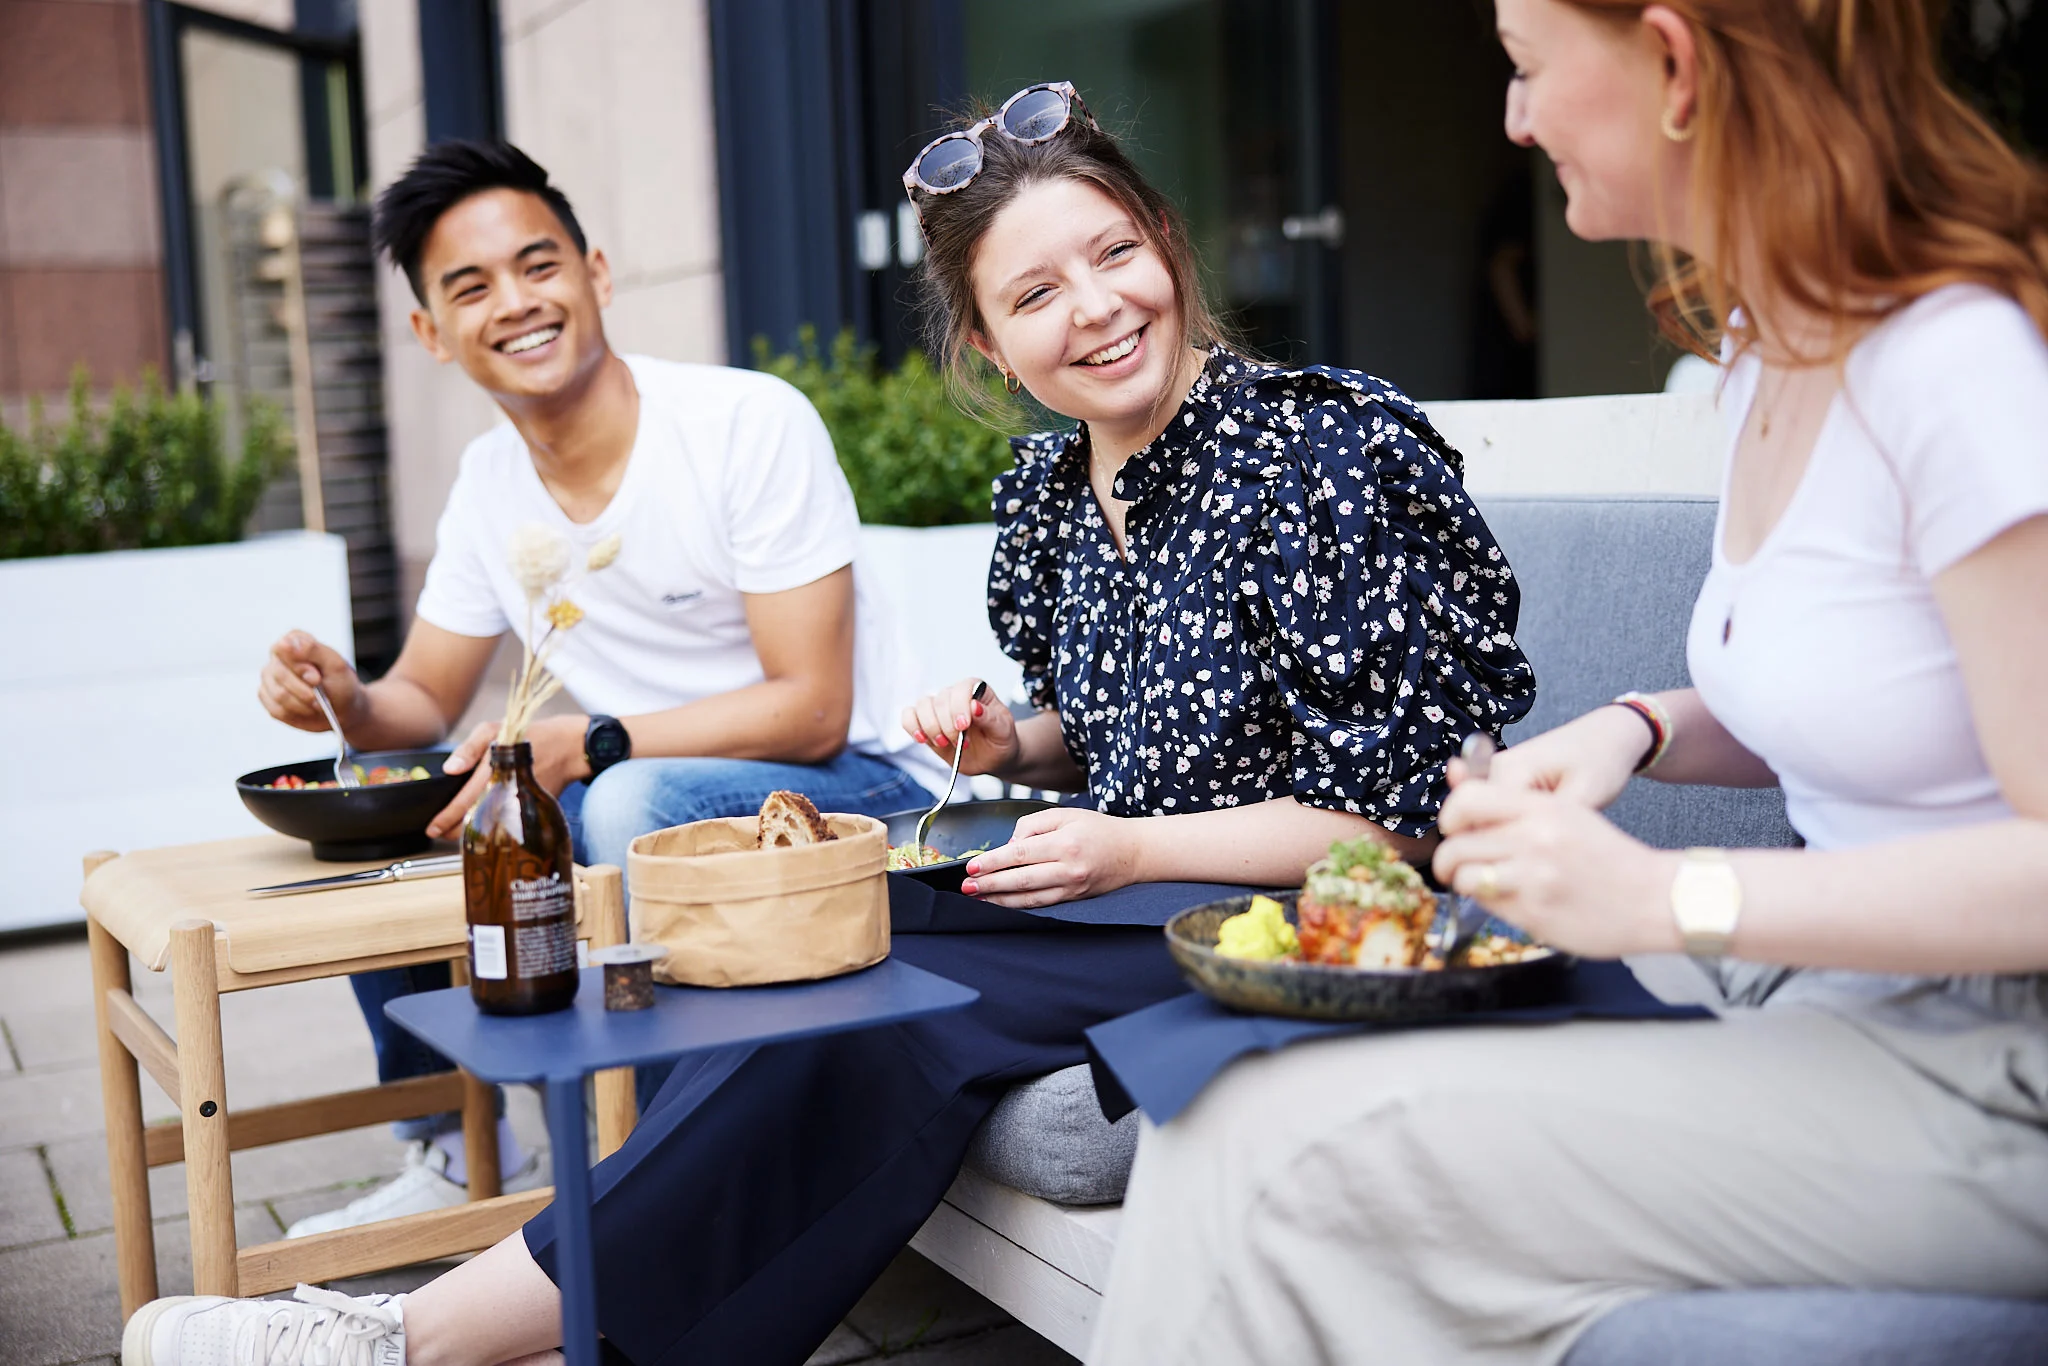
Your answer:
[143,1,366,391]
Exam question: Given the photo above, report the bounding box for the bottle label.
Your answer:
[510,872,573,923]
[515,920,579,977]
[470,924,508,981]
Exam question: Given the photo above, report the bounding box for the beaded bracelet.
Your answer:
[1611,691,1673,774]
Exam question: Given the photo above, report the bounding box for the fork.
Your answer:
[914,680,989,851]
[310,684,361,790]
[1430,732,1498,965]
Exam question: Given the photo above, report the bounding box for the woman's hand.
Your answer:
[1451,705,1651,809]
[1432,776,1680,959]
[901,678,1019,778]
[960,807,1144,908]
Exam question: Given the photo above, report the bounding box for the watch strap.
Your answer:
[1670,846,1741,959]
[584,713,630,777]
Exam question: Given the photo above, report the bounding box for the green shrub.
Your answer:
[0,370,291,561]
[753,326,1038,527]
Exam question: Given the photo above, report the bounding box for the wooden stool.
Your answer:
[81,836,641,1317]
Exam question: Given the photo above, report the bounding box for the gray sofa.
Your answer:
[954,494,2048,1362]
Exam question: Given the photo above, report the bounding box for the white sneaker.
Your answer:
[122,1283,404,1365]
[284,1141,543,1239]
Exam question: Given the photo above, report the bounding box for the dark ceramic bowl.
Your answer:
[880,798,1060,894]
[1165,889,1572,1022]
[236,749,466,862]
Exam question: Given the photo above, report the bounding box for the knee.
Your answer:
[577,759,736,869]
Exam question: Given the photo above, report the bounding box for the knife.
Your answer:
[249,854,463,898]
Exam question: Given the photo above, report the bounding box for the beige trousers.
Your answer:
[1088,966,2048,1366]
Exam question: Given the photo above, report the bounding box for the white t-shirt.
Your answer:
[1688,286,2048,851]
[415,355,942,791]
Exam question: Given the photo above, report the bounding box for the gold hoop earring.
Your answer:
[1660,107,1696,143]
[1003,370,1022,395]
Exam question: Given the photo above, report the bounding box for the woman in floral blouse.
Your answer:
[902,83,1533,903]
[120,90,1532,1366]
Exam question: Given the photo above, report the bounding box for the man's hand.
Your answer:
[958,807,1144,909]
[427,713,593,839]
[258,631,364,735]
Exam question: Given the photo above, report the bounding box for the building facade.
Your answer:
[3,0,2042,656]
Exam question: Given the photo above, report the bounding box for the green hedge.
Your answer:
[0,371,291,561]
[753,326,1034,528]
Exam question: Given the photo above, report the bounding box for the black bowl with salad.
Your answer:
[880,798,1057,893]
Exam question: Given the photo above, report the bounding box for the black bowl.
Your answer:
[880,798,1059,893]
[1164,890,1572,1022]
[236,749,467,862]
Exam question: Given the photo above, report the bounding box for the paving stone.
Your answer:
[43,1123,407,1236]
[844,1250,1013,1351]
[806,1320,879,1364]
[0,1147,67,1249]
[0,1232,123,1366]
[3,1002,101,1072]
[0,1064,107,1149]
[39,1132,192,1233]
[148,1206,293,1299]
[0,934,93,1019]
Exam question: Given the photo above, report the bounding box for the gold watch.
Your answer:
[1670,848,1741,958]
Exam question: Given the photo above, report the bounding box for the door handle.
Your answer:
[1281,205,1345,247]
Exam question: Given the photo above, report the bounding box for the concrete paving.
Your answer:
[0,927,1075,1366]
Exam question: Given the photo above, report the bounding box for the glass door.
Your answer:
[961,0,1340,363]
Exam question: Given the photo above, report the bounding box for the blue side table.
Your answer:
[384,960,979,1366]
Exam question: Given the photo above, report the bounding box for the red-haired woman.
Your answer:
[1092,2,2048,1362]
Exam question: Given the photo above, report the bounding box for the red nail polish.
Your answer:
[913,730,926,744]
[965,861,979,876]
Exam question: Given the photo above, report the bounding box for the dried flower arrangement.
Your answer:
[501,523,621,743]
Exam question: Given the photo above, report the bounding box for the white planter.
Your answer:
[0,532,355,932]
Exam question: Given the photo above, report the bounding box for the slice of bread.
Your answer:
[757,790,836,848]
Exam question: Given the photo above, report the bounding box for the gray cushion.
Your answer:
[1565,1289,2048,1366]
[965,1064,1137,1205]
[1473,496,1799,851]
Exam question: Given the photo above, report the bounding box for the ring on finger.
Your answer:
[1473,862,1503,901]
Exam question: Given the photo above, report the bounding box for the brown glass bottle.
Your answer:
[462,742,579,1014]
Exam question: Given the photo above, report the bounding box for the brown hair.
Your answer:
[910,99,1236,420]
[1565,0,2048,361]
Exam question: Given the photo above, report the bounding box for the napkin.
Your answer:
[1085,959,1714,1124]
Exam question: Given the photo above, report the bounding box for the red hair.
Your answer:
[1565,0,2048,359]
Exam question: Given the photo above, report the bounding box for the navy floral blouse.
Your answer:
[987,348,1535,837]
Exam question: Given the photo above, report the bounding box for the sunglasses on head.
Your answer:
[901,81,1101,205]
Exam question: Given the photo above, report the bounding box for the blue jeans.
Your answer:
[352,749,930,1139]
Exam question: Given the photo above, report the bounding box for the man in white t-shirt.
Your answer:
[255,140,939,1233]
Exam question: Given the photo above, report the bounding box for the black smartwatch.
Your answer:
[584,714,632,778]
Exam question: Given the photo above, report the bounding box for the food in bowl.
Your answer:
[1212,836,1551,970]
[1296,836,1436,967]
[264,764,433,790]
[886,841,994,872]
[1214,894,1298,960]
[887,842,946,871]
